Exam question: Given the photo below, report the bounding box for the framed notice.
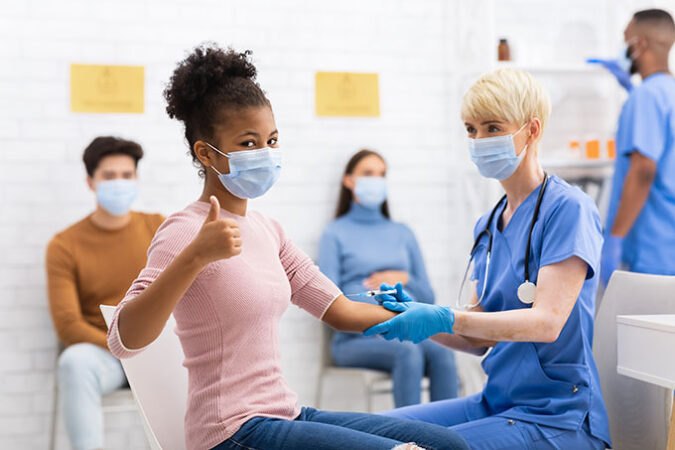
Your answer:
[70,64,144,113]
[315,72,379,117]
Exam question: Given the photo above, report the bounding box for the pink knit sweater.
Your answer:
[107,201,341,449]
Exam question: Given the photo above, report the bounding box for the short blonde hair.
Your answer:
[461,68,552,133]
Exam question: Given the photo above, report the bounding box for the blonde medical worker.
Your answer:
[365,69,611,449]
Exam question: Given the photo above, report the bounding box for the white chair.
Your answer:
[315,325,429,412]
[593,271,675,449]
[100,305,188,450]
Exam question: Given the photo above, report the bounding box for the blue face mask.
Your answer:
[617,43,633,73]
[206,143,282,199]
[468,123,529,180]
[617,40,640,75]
[354,176,387,209]
[96,179,138,216]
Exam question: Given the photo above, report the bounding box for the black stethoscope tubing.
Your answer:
[468,172,549,304]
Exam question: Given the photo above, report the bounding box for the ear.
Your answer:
[193,140,214,168]
[343,174,356,191]
[526,118,542,143]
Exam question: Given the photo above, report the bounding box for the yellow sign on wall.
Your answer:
[315,72,380,117]
[70,64,144,114]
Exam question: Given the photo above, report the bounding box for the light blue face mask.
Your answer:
[617,43,633,73]
[617,40,640,74]
[354,176,387,209]
[468,123,529,180]
[96,179,138,216]
[206,143,282,199]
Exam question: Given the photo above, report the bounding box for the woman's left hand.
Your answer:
[364,301,455,343]
[364,270,409,290]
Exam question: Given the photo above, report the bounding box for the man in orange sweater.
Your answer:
[46,136,164,450]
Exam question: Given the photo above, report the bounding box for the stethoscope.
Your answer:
[456,172,549,309]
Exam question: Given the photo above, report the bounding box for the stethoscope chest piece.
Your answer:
[517,281,536,304]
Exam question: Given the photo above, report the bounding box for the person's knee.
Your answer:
[424,342,456,364]
[58,343,100,381]
[394,342,424,366]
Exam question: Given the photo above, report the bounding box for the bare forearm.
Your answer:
[611,153,656,236]
[431,333,492,355]
[322,295,397,332]
[453,308,560,343]
[118,247,204,349]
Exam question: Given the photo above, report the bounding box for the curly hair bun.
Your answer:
[163,43,270,174]
[164,43,260,122]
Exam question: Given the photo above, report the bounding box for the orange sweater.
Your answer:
[46,211,164,349]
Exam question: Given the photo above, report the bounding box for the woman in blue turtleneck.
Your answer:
[319,149,458,407]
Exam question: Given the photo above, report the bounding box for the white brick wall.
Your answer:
[2,0,671,447]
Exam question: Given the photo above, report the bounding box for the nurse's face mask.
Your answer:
[618,37,641,75]
[468,122,530,180]
[206,143,282,199]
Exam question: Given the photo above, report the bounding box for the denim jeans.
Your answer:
[213,406,469,450]
[57,343,127,450]
[332,335,458,407]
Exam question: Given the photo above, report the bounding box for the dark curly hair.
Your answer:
[164,43,270,176]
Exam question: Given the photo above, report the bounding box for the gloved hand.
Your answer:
[364,298,455,344]
[601,234,624,288]
[586,58,633,92]
[373,282,412,305]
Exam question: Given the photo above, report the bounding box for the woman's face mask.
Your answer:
[206,143,282,199]
[354,176,387,209]
[468,122,530,181]
[96,179,138,216]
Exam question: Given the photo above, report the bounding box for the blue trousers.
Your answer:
[382,394,606,450]
[332,335,458,407]
[213,406,469,450]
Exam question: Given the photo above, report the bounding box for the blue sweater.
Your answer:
[319,202,435,310]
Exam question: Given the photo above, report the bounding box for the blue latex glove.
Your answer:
[586,58,633,92]
[373,282,412,305]
[601,234,624,287]
[365,287,454,344]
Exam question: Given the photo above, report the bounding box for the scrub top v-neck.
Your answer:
[466,174,611,447]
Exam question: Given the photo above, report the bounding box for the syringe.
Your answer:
[345,289,398,299]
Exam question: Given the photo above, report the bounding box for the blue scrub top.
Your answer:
[468,175,611,447]
[607,72,675,275]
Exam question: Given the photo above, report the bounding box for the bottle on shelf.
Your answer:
[498,38,511,62]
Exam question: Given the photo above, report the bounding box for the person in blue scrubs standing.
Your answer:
[319,149,458,407]
[365,68,611,449]
[597,9,675,284]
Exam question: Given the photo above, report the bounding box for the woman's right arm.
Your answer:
[113,196,241,351]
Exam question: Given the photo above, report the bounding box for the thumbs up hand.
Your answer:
[187,196,242,266]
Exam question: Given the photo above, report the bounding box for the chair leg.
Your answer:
[315,371,324,409]
[50,369,59,450]
[366,381,374,413]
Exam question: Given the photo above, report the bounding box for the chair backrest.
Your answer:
[100,305,188,450]
[593,271,675,450]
